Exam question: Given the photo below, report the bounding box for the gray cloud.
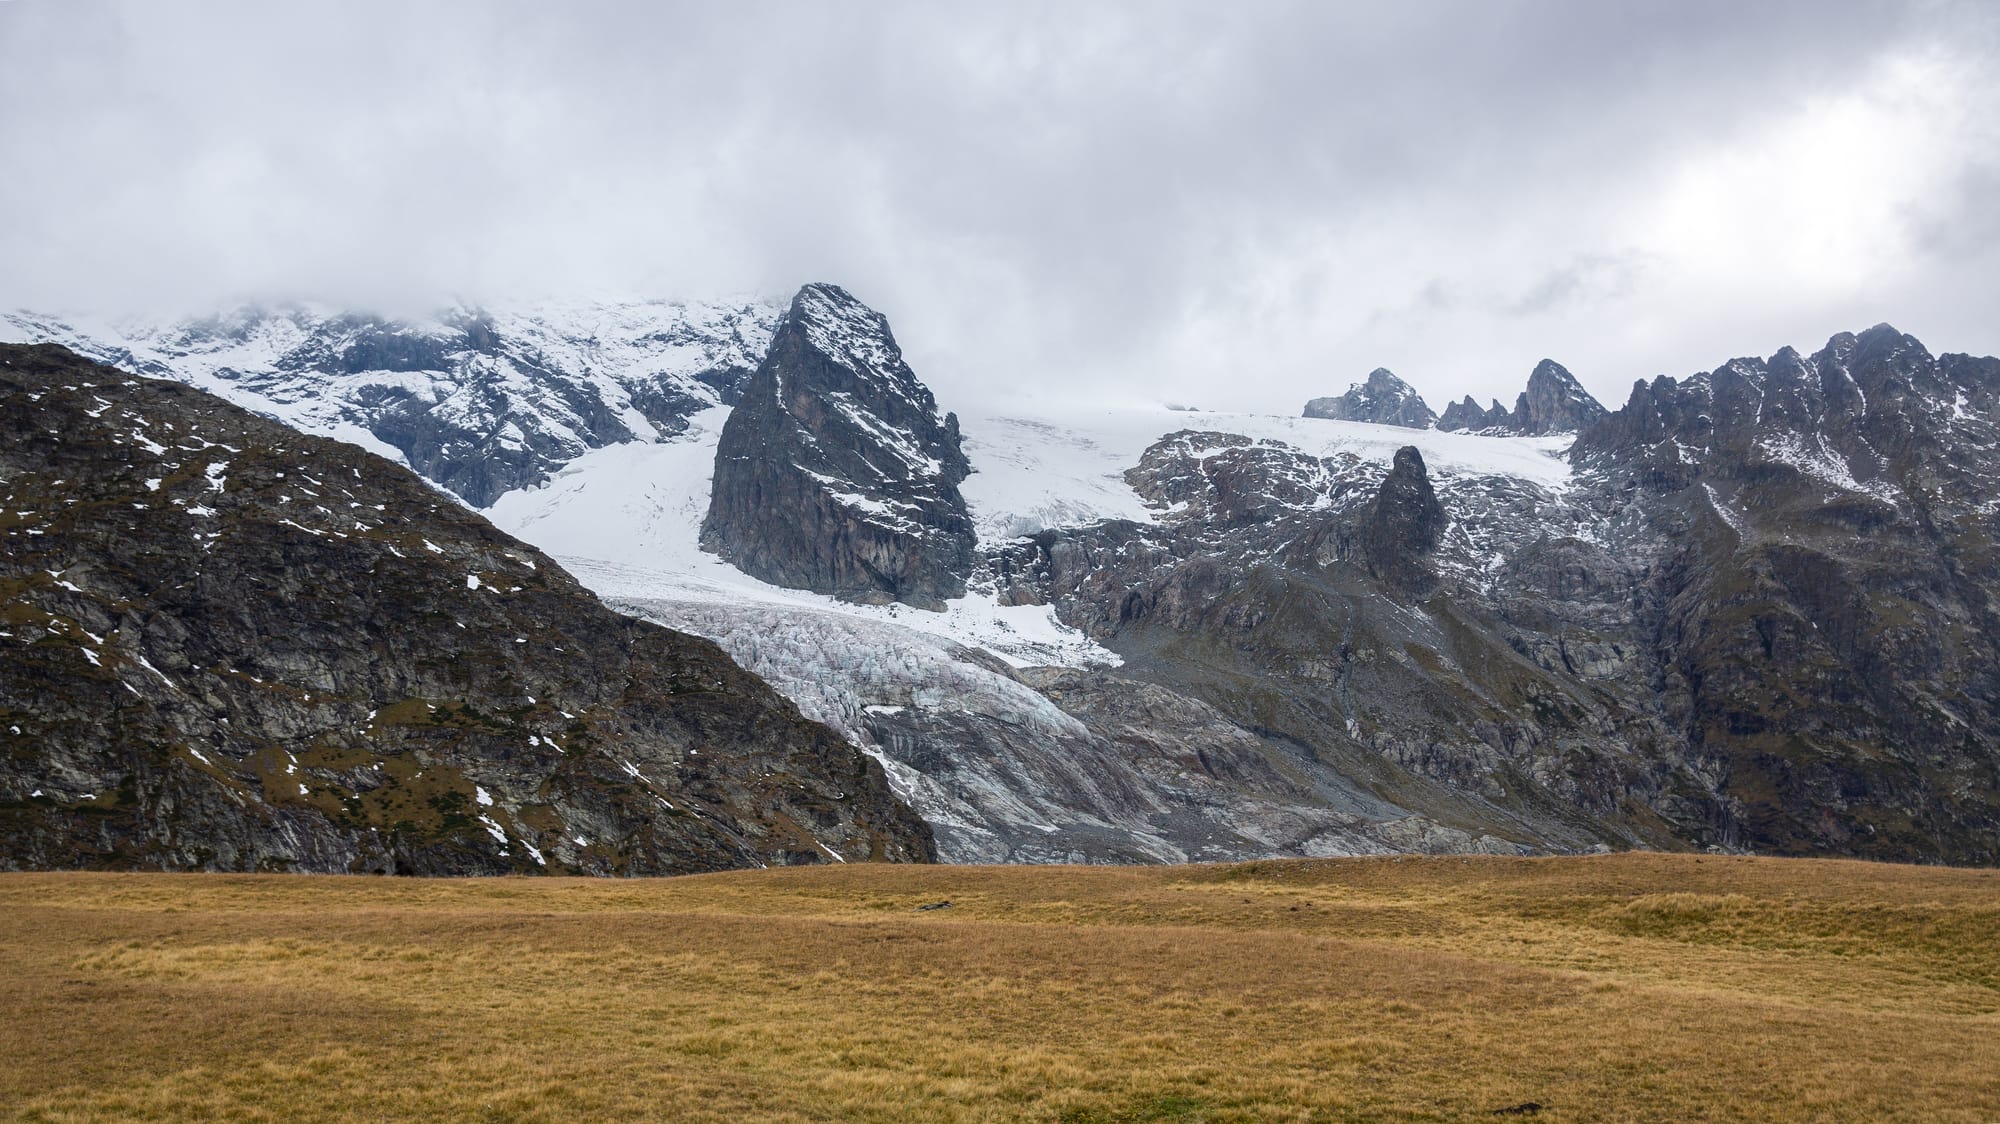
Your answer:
[1505,254,1649,318]
[2,0,1996,413]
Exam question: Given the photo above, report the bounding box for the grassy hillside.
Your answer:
[2,854,1996,1121]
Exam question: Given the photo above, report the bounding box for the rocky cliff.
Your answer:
[0,343,932,873]
[1303,368,1438,428]
[1566,325,2000,859]
[701,284,976,610]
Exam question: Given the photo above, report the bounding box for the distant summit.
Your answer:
[1436,359,1606,435]
[1302,367,1437,429]
[1511,359,1608,434]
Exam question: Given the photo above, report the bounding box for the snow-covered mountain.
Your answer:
[7,288,1595,861]
[2,300,779,507]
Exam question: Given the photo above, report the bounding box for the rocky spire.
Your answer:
[700,284,976,610]
[1360,445,1446,594]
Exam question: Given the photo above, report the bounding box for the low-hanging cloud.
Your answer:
[3,0,1996,413]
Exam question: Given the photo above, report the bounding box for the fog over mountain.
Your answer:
[3,1,1997,413]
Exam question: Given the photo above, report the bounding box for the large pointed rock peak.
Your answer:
[701,284,976,610]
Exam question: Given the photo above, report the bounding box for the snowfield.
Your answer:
[957,406,1574,542]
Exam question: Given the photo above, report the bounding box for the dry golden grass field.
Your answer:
[2,854,1997,1122]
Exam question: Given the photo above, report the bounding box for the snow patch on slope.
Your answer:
[1756,432,1900,503]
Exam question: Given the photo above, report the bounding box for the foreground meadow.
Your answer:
[1,854,1996,1122]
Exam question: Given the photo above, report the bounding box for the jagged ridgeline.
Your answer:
[0,343,933,873]
[1003,325,2000,864]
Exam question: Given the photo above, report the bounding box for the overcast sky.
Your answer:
[3,1,1997,413]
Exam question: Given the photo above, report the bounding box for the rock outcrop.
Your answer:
[0,343,933,873]
[1303,368,1438,428]
[1358,446,1447,593]
[701,284,976,610]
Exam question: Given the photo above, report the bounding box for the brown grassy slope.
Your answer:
[1,853,1996,1122]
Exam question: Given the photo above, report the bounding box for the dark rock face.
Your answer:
[991,325,2000,865]
[1435,361,1606,435]
[701,284,976,610]
[1564,325,2000,861]
[3,301,779,508]
[1303,368,1438,429]
[0,344,933,874]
